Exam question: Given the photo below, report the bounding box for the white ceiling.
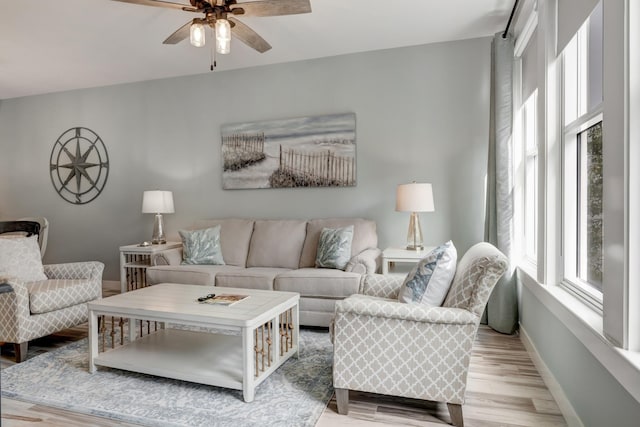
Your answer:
[0,0,513,100]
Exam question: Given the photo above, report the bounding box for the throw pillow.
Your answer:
[179,226,225,265]
[315,225,354,270]
[0,235,48,282]
[398,240,457,306]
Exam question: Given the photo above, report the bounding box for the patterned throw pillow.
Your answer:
[315,226,354,270]
[398,241,457,306]
[179,226,225,265]
[0,235,48,282]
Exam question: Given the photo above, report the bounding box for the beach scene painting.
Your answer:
[221,113,356,190]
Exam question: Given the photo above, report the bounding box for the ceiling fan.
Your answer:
[113,0,312,54]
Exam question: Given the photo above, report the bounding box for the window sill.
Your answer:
[518,267,640,404]
[518,258,537,281]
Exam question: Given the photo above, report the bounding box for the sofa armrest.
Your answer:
[44,261,104,281]
[44,261,104,300]
[152,248,183,266]
[345,248,381,274]
[335,294,478,325]
[360,273,404,299]
[0,279,31,343]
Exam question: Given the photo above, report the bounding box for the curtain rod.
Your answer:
[502,0,520,38]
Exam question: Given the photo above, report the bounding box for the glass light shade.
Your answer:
[215,19,231,54]
[216,38,230,54]
[190,22,206,47]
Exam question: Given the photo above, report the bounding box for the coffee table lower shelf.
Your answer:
[87,284,300,403]
[93,329,247,391]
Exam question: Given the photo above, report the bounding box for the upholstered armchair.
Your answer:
[332,242,507,427]
[0,218,104,362]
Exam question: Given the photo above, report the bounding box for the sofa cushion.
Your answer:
[246,220,307,269]
[315,226,354,270]
[398,241,457,306]
[299,218,377,268]
[146,264,242,286]
[215,267,292,290]
[192,219,255,267]
[0,235,47,282]
[179,226,225,265]
[300,297,340,327]
[274,268,361,298]
[25,279,99,314]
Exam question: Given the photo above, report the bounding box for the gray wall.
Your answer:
[521,286,640,426]
[0,37,491,280]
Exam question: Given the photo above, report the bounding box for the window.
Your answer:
[562,2,603,306]
[578,122,603,289]
[514,21,539,268]
[515,0,639,356]
[522,92,538,262]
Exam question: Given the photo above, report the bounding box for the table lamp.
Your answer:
[142,190,174,244]
[396,182,435,250]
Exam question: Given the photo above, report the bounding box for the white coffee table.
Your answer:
[87,283,299,402]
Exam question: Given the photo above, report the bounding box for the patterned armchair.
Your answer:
[332,242,507,427]
[0,218,103,362]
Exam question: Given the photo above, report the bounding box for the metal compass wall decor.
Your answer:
[50,127,109,205]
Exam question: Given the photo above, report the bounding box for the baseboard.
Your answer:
[519,325,584,427]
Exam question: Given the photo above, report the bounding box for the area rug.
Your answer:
[1,329,333,427]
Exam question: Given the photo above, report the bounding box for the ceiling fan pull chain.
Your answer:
[209,48,216,71]
[210,26,216,71]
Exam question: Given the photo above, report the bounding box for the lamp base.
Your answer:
[405,212,424,251]
[151,213,167,245]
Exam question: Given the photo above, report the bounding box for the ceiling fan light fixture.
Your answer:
[215,19,231,54]
[190,22,206,47]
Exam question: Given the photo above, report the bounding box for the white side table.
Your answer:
[382,246,435,275]
[119,242,181,293]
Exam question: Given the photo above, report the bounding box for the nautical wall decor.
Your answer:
[221,113,356,190]
[50,127,109,204]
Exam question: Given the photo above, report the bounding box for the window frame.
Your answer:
[514,97,539,273]
[560,11,604,312]
[513,7,539,274]
[513,0,640,403]
[523,91,539,266]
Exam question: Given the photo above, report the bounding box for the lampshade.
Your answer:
[142,191,175,214]
[215,19,231,54]
[190,21,206,47]
[395,183,435,213]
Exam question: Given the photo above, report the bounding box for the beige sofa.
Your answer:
[146,218,381,327]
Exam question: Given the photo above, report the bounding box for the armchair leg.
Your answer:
[14,342,28,363]
[335,388,349,415]
[447,403,464,427]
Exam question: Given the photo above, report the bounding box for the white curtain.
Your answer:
[484,32,518,334]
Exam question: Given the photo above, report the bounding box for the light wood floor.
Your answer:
[1,285,567,427]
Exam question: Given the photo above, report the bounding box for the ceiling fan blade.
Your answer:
[228,17,271,53]
[230,0,311,17]
[163,20,193,44]
[112,0,191,11]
